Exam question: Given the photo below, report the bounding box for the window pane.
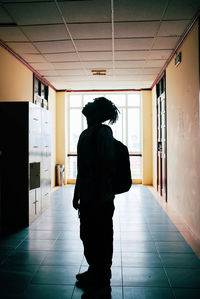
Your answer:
[130,156,142,179]
[68,156,77,179]
[128,93,140,106]
[69,109,82,152]
[128,108,141,152]
[105,94,125,107]
[110,108,125,143]
[70,95,82,107]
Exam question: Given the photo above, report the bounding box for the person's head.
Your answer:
[82,97,119,126]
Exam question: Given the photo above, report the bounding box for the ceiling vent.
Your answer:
[91,70,107,76]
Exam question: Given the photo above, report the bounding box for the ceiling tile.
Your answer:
[163,0,200,20]
[153,36,179,49]
[56,69,89,76]
[114,0,167,21]
[5,2,61,25]
[44,53,79,62]
[22,25,69,42]
[68,23,112,39]
[0,26,28,42]
[20,54,47,63]
[75,39,112,51]
[7,42,39,54]
[59,0,111,23]
[53,62,83,69]
[158,20,189,36]
[34,40,74,53]
[39,70,60,76]
[0,6,13,23]
[107,68,160,75]
[79,52,112,61]
[115,22,160,38]
[115,38,154,50]
[30,62,54,70]
[148,49,172,60]
[115,50,148,60]
[82,61,113,68]
[145,60,166,67]
[115,60,145,68]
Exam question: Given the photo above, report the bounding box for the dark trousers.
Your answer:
[79,200,115,282]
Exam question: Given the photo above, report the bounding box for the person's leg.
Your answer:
[92,201,115,285]
[78,201,115,287]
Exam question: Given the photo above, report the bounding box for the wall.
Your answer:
[0,46,33,102]
[154,22,200,238]
[0,44,57,189]
[56,92,67,184]
[48,87,56,187]
[152,86,157,188]
[142,90,153,185]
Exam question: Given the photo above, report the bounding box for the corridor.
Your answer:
[0,185,200,298]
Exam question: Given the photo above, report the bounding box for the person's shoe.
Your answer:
[76,270,91,281]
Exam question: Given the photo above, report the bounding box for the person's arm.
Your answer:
[97,126,114,197]
[73,174,80,210]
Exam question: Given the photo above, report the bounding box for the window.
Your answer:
[67,93,142,181]
[33,75,49,109]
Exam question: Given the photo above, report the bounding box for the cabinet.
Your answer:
[0,102,51,228]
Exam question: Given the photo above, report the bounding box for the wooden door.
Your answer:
[157,76,167,200]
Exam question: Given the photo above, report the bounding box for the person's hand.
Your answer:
[73,193,80,210]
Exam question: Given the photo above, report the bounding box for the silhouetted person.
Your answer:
[73,97,119,293]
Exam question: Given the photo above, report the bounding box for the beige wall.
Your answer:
[154,22,200,238]
[56,92,67,183]
[0,46,33,102]
[142,90,153,185]
[0,44,57,189]
[48,88,57,187]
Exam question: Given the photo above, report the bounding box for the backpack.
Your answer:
[112,138,132,194]
[92,124,132,195]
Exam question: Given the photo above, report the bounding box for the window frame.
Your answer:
[67,92,142,181]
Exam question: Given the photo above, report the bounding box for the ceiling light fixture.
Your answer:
[91,70,107,76]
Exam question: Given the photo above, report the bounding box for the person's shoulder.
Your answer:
[99,124,113,137]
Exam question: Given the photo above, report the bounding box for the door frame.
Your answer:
[156,74,167,201]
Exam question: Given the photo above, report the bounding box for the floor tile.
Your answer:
[156,241,193,253]
[160,253,200,268]
[151,231,185,242]
[51,239,83,251]
[122,252,162,267]
[124,287,174,298]
[4,250,47,265]
[72,286,123,298]
[16,239,56,251]
[21,284,74,299]
[121,241,157,253]
[165,268,200,288]
[26,230,61,240]
[0,264,38,297]
[32,265,79,285]
[42,251,83,266]
[122,267,169,287]
[173,288,200,298]
[148,224,178,232]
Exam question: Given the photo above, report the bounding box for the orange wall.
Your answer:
[152,22,200,239]
[0,44,57,187]
[0,45,33,102]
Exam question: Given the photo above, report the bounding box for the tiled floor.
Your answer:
[1,185,200,298]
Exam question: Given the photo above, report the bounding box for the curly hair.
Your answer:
[93,97,120,124]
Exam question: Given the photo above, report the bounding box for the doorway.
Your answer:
[156,75,167,200]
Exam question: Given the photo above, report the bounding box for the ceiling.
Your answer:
[0,0,199,90]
